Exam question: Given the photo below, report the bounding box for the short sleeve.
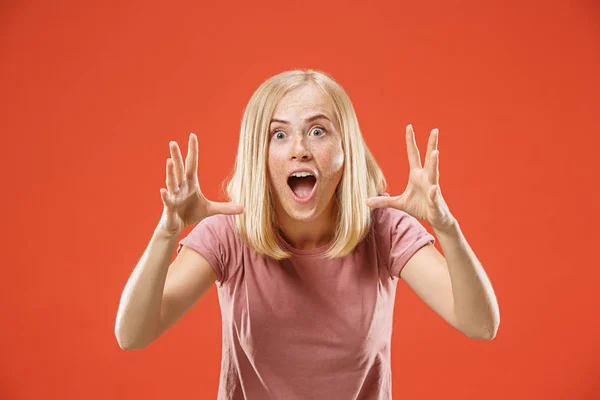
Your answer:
[177,214,239,285]
[378,208,436,279]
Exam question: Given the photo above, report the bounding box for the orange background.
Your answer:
[2,1,599,399]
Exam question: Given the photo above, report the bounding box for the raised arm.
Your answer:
[114,133,243,350]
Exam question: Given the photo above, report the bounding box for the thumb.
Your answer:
[429,185,440,204]
[207,201,245,216]
[366,196,398,209]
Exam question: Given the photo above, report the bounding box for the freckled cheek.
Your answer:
[321,145,344,174]
[331,150,344,172]
[316,147,345,189]
[267,152,287,194]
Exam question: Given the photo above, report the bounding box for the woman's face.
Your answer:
[267,83,344,223]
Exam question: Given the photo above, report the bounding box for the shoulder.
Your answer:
[370,207,436,278]
[194,213,237,236]
[370,206,435,256]
[180,214,240,259]
[371,206,418,233]
[178,214,242,285]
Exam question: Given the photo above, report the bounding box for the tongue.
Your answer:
[289,177,315,198]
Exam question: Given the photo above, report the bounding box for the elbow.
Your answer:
[467,327,497,341]
[114,327,150,351]
[115,334,147,351]
[114,331,134,351]
[464,319,500,341]
[458,307,500,341]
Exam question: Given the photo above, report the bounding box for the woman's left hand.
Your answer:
[367,124,456,232]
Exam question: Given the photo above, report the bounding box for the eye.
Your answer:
[310,127,325,137]
[273,130,286,140]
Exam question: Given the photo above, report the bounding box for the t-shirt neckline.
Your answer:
[275,230,330,258]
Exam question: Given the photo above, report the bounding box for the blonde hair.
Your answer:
[225,69,386,259]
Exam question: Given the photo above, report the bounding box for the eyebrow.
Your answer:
[270,113,331,125]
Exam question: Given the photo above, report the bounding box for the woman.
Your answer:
[115,69,500,399]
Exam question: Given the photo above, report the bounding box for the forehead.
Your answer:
[272,83,334,119]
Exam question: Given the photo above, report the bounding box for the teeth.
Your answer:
[290,171,313,178]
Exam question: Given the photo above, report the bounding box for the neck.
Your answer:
[276,201,338,250]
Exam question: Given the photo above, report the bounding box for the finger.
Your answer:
[166,158,178,193]
[170,141,185,184]
[406,124,422,170]
[429,185,439,203]
[160,188,170,205]
[207,201,244,216]
[429,150,440,185]
[366,195,399,209]
[424,128,438,172]
[185,133,198,180]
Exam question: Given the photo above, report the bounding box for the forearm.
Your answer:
[433,222,500,340]
[114,224,181,350]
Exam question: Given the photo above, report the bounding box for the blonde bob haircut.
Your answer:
[226,69,387,260]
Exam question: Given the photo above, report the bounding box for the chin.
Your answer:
[286,211,320,222]
[281,201,321,222]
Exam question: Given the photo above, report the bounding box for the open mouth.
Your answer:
[287,172,317,200]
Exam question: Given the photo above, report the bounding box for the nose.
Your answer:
[290,135,311,160]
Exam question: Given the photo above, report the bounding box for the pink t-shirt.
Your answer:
[178,206,435,400]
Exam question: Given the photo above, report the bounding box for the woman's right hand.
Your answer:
[158,133,244,235]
